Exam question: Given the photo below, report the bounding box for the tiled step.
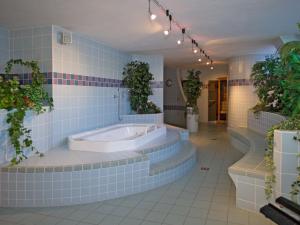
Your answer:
[149,141,197,176]
[135,129,182,164]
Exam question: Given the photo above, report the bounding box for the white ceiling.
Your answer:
[0,0,299,66]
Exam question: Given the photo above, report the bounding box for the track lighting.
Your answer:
[163,10,172,36]
[148,0,157,21]
[148,0,213,63]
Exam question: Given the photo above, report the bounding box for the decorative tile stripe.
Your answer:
[164,105,186,111]
[1,154,148,173]
[7,72,163,88]
[228,79,252,86]
[52,72,123,87]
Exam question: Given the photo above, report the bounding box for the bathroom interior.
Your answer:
[0,1,300,225]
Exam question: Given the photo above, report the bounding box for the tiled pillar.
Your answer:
[273,130,300,202]
[228,55,265,128]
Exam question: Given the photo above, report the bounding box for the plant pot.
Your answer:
[187,112,198,133]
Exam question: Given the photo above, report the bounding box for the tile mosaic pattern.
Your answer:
[0,124,274,225]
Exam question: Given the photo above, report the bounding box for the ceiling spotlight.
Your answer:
[164,30,169,36]
[177,40,181,45]
[148,0,156,21]
[150,13,157,20]
[210,66,214,70]
[198,58,202,62]
[193,49,198,54]
[206,61,210,65]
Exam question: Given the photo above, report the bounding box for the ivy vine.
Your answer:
[0,59,53,165]
[265,115,300,200]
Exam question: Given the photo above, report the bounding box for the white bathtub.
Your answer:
[68,123,167,152]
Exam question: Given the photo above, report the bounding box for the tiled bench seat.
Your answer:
[228,127,269,212]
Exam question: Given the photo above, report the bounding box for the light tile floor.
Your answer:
[0,124,274,225]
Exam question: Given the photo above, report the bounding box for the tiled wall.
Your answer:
[0,25,164,164]
[228,55,265,128]
[51,25,132,146]
[247,111,286,135]
[0,27,9,73]
[9,26,53,73]
[274,130,300,203]
[163,67,186,127]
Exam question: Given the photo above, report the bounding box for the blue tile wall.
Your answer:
[0,25,164,164]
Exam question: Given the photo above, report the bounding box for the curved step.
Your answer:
[149,141,197,176]
[135,129,181,164]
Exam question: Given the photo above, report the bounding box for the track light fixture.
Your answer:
[148,0,157,21]
[148,0,213,63]
[177,28,185,45]
[163,9,172,36]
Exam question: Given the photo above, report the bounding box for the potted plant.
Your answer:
[123,61,161,114]
[250,23,300,200]
[183,69,203,132]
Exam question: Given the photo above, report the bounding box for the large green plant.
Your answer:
[250,56,285,113]
[0,59,53,165]
[182,70,203,113]
[263,23,300,201]
[280,45,300,116]
[123,61,160,114]
[251,23,300,116]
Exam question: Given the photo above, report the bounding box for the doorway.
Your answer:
[208,77,228,123]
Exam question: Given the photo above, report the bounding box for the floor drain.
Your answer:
[201,167,210,171]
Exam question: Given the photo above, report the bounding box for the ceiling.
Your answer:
[0,0,299,66]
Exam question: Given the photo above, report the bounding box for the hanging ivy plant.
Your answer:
[0,59,53,165]
[123,61,161,114]
[264,115,300,200]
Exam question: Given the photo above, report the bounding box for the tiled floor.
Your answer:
[0,124,273,225]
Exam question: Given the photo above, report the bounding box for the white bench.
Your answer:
[228,127,269,212]
[228,111,286,212]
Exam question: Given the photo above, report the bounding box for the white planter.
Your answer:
[187,113,198,132]
[273,130,300,203]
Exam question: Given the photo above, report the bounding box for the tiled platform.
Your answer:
[0,124,274,225]
[0,128,196,207]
